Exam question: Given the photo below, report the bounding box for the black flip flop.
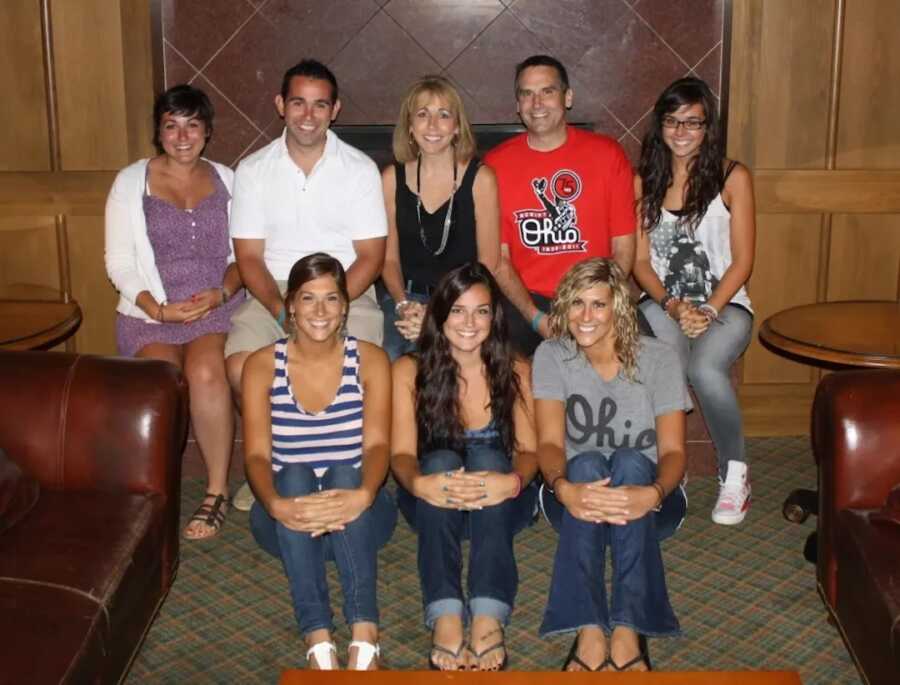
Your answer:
[428,642,465,671]
[562,635,610,672]
[610,634,652,672]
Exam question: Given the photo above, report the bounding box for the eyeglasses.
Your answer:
[661,115,706,131]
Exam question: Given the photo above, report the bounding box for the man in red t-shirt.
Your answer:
[485,55,637,355]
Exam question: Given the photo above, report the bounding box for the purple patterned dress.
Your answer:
[116,167,243,357]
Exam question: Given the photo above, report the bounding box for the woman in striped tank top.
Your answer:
[391,262,539,671]
[242,253,396,671]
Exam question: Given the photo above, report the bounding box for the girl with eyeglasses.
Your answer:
[633,77,756,526]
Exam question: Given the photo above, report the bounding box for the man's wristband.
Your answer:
[548,474,564,491]
[530,311,545,333]
[651,481,666,512]
[659,294,676,313]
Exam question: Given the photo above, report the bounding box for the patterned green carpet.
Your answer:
[128,437,860,684]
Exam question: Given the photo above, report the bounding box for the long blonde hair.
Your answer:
[547,258,640,380]
[392,75,476,163]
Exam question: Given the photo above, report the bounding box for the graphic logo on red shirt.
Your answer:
[513,169,587,255]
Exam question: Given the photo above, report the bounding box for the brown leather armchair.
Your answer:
[0,351,188,684]
[813,369,900,685]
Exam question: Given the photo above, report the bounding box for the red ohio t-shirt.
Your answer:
[484,127,635,298]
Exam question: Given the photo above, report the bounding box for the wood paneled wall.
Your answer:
[2,0,899,438]
[729,0,900,435]
[0,0,159,355]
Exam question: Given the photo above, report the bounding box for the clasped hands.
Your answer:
[669,299,711,338]
[271,488,372,538]
[160,287,225,324]
[394,301,426,342]
[557,478,658,525]
[414,468,518,510]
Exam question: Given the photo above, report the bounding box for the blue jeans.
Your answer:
[379,291,430,361]
[397,446,538,628]
[641,301,753,477]
[250,463,397,636]
[539,449,682,638]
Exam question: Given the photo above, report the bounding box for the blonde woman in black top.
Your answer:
[380,75,500,359]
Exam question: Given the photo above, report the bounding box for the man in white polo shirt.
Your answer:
[226,59,386,509]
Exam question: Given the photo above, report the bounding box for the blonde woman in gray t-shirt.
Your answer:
[533,258,691,673]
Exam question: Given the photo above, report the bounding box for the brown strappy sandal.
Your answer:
[183,492,229,540]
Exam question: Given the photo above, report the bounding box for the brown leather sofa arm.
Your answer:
[0,351,189,497]
[812,368,900,605]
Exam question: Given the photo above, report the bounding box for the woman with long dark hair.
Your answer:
[536,258,690,672]
[391,262,538,671]
[242,253,396,670]
[380,76,500,360]
[105,84,243,539]
[633,77,756,526]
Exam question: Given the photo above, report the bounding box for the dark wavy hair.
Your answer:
[638,77,724,236]
[415,262,522,456]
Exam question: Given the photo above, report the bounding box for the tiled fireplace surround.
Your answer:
[162,0,725,167]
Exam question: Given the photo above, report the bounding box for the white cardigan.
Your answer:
[104,158,235,322]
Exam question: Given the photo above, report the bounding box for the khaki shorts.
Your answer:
[224,282,383,358]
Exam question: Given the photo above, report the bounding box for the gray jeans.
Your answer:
[640,300,753,477]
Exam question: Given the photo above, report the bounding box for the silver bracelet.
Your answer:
[698,303,719,320]
[394,299,412,315]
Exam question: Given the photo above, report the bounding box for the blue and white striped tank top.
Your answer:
[270,336,364,476]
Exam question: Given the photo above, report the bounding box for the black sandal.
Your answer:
[562,635,610,672]
[467,627,508,671]
[428,642,465,671]
[610,634,652,672]
[184,492,228,540]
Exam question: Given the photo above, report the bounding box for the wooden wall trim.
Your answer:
[0,171,115,216]
[754,169,900,214]
[3,168,900,219]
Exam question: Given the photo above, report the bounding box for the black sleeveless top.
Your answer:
[395,158,479,289]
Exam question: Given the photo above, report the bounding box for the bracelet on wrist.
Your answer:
[394,299,412,316]
[698,303,719,320]
[157,301,166,323]
[651,481,666,512]
[659,293,675,312]
[530,311,545,333]
[548,474,564,492]
[220,285,231,304]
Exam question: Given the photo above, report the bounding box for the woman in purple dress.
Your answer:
[105,84,243,540]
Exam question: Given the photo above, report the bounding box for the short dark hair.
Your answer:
[514,54,570,92]
[152,84,214,154]
[284,252,349,315]
[280,59,339,103]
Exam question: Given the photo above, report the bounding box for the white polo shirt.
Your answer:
[229,128,387,280]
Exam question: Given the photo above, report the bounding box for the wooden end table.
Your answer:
[0,299,83,351]
[759,300,900,560]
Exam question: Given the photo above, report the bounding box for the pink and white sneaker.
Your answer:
[711,460,751,525]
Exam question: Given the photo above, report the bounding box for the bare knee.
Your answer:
[225,353,249,395]
[185,354,228,394]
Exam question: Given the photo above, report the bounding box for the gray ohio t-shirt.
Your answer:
[532,336,692,464]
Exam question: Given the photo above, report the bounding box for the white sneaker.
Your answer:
[711,460,751,525]
[232,481,255,512]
